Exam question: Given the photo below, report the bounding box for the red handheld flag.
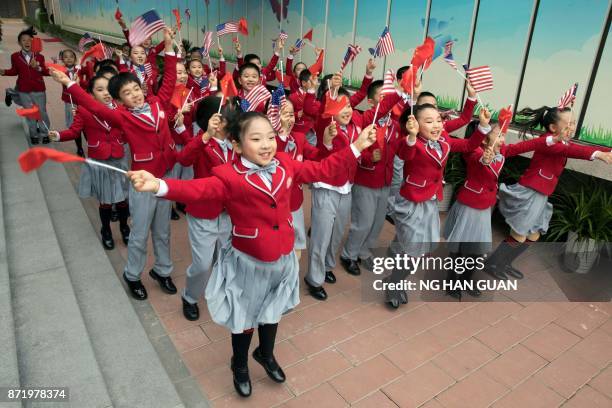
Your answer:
[303,29,313,41]
[16,105,42,121]
[275,71,291,88]
[114,8,123,21]
[171,84,188,109]
[80,43,106,65]
[411,37,435,72]
[308,50,325,77]
[322,95,349,119]
[46,63,67,74]
[31,37,43,54]
[498,105,513,134]
[219,73,238,99]
[400,66,415,96]
[18,147,85,173]
[375,126,387,154]
[172,9,182,30]
[238,18,248,36]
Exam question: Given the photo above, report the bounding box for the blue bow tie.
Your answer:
[247,161,277,184]
[130,103,152,116]
[136,65,145,72]
[492,153,504,163]
[286,139,296,152]
[340,125,348,133]
[378,113,391,127]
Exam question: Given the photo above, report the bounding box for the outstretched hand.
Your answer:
[49,67,71,86]
[353,124,377,152]
[128,170,160,193]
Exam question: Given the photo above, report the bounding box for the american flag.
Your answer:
[143,62,153,77]
[279,30,288,42]
[381,69,396,96]
[267,83,286,131]
[369,26,394,58]
[216,21,239,37]
[201,31,213,57]
[240,85,271,112]
[128,10,166,47]
[340,44,362,71]
[78,33,95,52]
[443,41,457,70]
[464,65,494,93]
[557,83,578,109]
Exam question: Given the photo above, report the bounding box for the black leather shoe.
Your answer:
[252,347,285,383]
[119,225,130,245]
[231,358,252,397]
[30,137,39,145]
[486,265,509,280]
[101,228,114,250]
[176,202,187,214]
[340,256,361,276]
[123,273,148,300]
[149,269,177,294]
[504,265,524,279]
[77,148,85,157]
[5,90,12,107]
[387,298,400,309]
[182,297,199,321]
[171,208,180,220]
[42,136,50,144]
[324,271,336,284]
[303,278,327,301]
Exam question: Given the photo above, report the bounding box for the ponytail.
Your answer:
[516,105,571,138]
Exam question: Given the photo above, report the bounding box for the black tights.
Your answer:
[231,323,278,368]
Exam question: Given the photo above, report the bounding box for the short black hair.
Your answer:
[298,68,312,84]
[87,74,109,93]
[417,91,436,104]
[238,62,260,77]
[226,111,270,144]
[18,26,36,42]
[367,80,384,100]
[94,59,119,73]
[108,72,141,99]
[195,96,240,131]
[243,53,260,64]
[336,87,351,99]
[399,103,438,131]
[396,65,410,82]
[96,65,119,78]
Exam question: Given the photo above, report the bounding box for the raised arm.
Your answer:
[444,83,477,133]
[349,59,375,107]
[449,108,491,152]
[175,133,207,166]
[56,109,86,141]
[155,28,178,105]
[502,135,549,158]
[65,81,122,127]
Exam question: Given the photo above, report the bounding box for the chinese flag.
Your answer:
[274,71,292,88]
[80,43,105,65]
[375,126,387,153]
[16,105,42,121]
[114,8,123,21]
[303,28,313,41]
[308,50,324,77]
[46,63,67,74]
[411,37,435,71]
[238,18,248,36]
[172,9,182,30]
[400,66,415,96]
[171,84,188,109]
[498,105,513,134]
[31,37,43,53]
[322,95,348,119]
[219,73,238,99]
[18,147,85,173]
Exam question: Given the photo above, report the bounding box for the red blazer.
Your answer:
[168,93,199,146]
[303,75,374,121]
[3,51,49,92]
[200,60,227,78]
[444,97,477,134]
[175,134,235,219]
[58,106,125,160]
[289,89,315,135]
[314,91,402,187]
[285,56,300,94]
[233,53,279,85]
[396,128,488,203]
[276,131,325,211]
[518,133,607,196]
[456,137,549,209]
[354,119,402,189]
[163,147,358,262]
[68,54,178,177]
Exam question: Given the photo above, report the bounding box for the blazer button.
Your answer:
[271,203,277,208]
[273,225,279,230]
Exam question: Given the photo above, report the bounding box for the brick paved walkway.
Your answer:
[2,20,610,407]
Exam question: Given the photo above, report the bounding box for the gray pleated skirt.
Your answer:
[498,183,553,236]
[77,156,128,204]
[394,195,440,257]
[292,206,307,250]
[443,201,492,254]
[205,245,300,334]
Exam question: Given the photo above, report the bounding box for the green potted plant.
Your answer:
[547,183,612,273]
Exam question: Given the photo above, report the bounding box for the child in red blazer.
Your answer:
[173,96,240,321]
[49,27,180,302]
[1,26,50,144]
[443,119,567,299]
[128,111,378,398]
[305,78,402,301]
[384,104,492,309]
[232,39,282,85]
[58,49,84,156]
[341,80,404,273]
[117,16,165,67]
[284,44,308,94]
[118,45,158,96]
[49,74,130,250]
[237,63,270,113]
[486,106,612,280]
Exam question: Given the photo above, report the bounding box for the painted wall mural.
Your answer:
[55,0,612,147]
